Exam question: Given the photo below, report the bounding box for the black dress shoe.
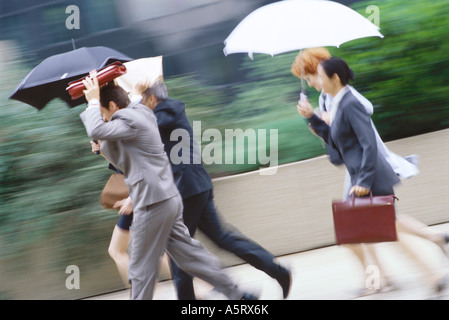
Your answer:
[276,267,292,299]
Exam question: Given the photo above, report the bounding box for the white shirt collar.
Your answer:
[329,86,350,124]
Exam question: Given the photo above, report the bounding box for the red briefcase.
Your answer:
[332,193,398,245]
[66,61,127,100]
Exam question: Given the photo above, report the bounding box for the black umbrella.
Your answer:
[9,46,132,110]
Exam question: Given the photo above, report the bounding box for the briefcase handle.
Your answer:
[351,192,373,206]
[351,192,399,207]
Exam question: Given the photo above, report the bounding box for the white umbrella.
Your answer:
[223,0,383,96]
[223,0,383,59]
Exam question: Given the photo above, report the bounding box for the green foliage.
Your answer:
[165,55,325,176]
[0,46,123,298]
[337,0,449,140]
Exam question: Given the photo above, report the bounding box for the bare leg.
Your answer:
[344,243,394,294]
[396,214,448,253]
[108,225,131,287]
[344,244,367,270]
[363,244,396,290]
[396,231,446,290]
[343,244,374,293]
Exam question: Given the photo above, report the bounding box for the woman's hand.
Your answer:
[114,196,133,215]
[349,185,370,197]
[321,111,330,125]
[297,99,314,119]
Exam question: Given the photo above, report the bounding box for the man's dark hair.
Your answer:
[100,83,131,109]
[320,57,354,85]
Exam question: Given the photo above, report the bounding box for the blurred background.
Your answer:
[1,0,449,299]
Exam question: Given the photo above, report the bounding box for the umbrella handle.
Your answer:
[299,49,307,97]
[93,139,100,155]
[301,75,306,95]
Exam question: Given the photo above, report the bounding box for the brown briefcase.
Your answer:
[100,173,129,210]
[332,193,398,245]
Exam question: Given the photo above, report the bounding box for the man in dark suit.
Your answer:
[135,80,292,300]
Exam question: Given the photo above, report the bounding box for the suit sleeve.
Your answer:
[80,107,138,140]
[346,101,377,189]
[308,115,343,165]
[154,108,176,130]
[308,114,331,143]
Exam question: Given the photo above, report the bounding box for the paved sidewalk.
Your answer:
[87,223,449,300]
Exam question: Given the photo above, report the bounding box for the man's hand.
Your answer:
[90,140,101,154]
[131,79,151,97]
[349,185,370,197]
[113,196,133,215]
[82,73,100,103]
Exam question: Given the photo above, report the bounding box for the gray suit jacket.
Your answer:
[80,101,179,210]
[309,91,400,196]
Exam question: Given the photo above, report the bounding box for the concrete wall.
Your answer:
[195,129,449,267]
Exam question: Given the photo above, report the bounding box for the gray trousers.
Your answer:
[128,193,243,300]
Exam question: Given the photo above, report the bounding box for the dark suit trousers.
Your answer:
[170,189,280,300]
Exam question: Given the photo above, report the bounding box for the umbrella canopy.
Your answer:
[9,46,132,110]
[115,56,164,94]
[223,0,383,59]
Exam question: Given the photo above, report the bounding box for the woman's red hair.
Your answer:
[291,47,331,78]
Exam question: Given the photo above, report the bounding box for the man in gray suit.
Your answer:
[79,76,255,300]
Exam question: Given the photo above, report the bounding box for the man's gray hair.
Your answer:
[142,79,168,101]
